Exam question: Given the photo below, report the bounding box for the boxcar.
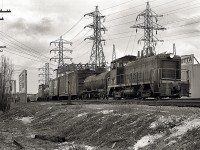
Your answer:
[55,69,94,100]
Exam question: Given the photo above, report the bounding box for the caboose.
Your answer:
[108,54,190,99]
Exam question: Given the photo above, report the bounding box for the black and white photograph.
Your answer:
[0,0,200,149]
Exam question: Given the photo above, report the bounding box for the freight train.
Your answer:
[37,53,190,101]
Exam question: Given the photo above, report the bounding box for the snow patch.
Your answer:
[99,110,113,114]
[77,112,87,117]
[150,115,179,129]
[170,118,200,138]
[167,140,177,145]
[16,117,34,124]
[57,142,95,150]
[47,107,52,110]
[130,134,163,150]
[96,128,102,132]
[27,134,35,138]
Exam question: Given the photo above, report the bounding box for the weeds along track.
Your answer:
[38,98,200,108]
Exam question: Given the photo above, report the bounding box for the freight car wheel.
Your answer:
[155,96,161,100]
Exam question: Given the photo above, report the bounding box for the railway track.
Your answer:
[56,98,200,108]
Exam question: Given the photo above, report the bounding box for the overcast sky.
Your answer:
[1,0,200,93]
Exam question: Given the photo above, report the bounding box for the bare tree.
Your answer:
[0,55,14,112]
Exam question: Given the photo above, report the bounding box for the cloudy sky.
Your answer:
[1,0,200,93]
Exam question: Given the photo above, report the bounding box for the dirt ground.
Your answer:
[1,102,200,150]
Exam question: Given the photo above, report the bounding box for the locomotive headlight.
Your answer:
[169,53,175,59]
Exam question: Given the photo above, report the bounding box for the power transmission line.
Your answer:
[50,36,72,67]
[38,63,52,85]
[131,2,166,57]
[0,31,51,60]
[105,0,200,23]
[100,0,135,11]
[61,16,84,37]
[84,6,107,70]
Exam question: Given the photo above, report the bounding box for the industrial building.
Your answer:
[181,54,200,98]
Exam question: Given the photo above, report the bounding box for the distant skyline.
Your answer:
[0,0,200,93]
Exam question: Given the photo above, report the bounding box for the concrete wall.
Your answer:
[182,64,200,98]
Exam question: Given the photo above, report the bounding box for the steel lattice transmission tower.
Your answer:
[38,63,52,85]
[50,36,72,67]
[131,2,166,57]
[84,6,107,70]
[112,44,116,61]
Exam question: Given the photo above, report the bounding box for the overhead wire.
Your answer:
[105,0,200,23]
[100,0,135,11]
[0,37,49,63]
[70,28,85,41]
[61,16,84,37]
[0,31,50,60]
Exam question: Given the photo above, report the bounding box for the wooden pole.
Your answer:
[67,81,71,105]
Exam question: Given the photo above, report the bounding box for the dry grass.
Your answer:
[1,102,200,149]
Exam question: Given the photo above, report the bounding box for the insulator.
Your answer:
[156,30,157,34]
[136,29,137,33]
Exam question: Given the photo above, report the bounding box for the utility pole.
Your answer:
[84,6,107,70]
[0,46,6,52]
[131,2,166,57]
[0,9,11,20]
[50,36,72,68]
[38,63,52,85]
[0,9,11,52]
[112,44,116,61]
